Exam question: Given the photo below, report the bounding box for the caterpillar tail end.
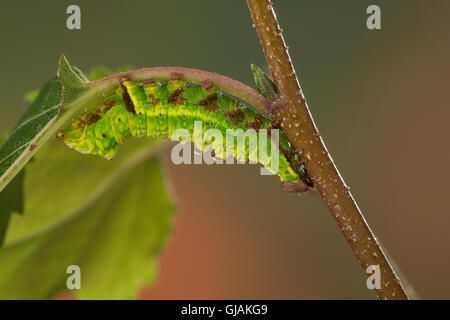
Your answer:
[281,180,309,193]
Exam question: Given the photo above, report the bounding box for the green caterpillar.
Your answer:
[57,75,311,191]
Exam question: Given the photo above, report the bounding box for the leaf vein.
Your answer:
[10,105,60,135]
[0,143,30,165]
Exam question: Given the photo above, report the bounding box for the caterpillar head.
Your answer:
[57,115,118,160]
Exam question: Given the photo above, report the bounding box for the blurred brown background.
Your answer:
[1,0,449,299]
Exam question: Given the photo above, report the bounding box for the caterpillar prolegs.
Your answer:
[57,76,311,191]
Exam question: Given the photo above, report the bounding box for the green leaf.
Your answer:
[24,90,39,104]
[0,169,24,247]
[87,65,134,81]
[0,55,93,194]
[0,138,175,299]
[0,133,25,247]
[116,65,134,74]
[0,56,96,249]
[0,57,175,297]
[57,55,89,105]
[0,55,140,196]
[87,66,114,81]
[251,64,279,101]
[0,78,62,192]
[71,66,90,83]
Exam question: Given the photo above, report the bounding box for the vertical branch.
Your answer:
[247,0,408,300]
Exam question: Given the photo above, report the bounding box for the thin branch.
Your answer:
[88,67,272,117]
[247,0,408,300]
[0,65,274,193]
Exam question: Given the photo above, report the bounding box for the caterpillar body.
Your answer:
[57,76,310,191]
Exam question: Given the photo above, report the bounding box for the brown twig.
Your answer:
[88,67,272,116]
[247,0,408,300]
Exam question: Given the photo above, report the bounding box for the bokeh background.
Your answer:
[1,0,449,299]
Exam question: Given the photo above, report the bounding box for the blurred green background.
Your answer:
[1,0,449,299]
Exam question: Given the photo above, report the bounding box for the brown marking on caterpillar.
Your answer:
[144,79,155,85]
[75,120,86,131]
[120,82,136,115]
[201,80,214,90]
[281,180,309,193]
[170,72,183,81]
[246,116,263,131]
[103,105,113,114]
[168,88,186,105]
[289,156,304,176]
[226,109,245,125]
[147,94,160,106]
[101,100,116,114]
[74,118,86,131]
[198,92,219,112]
[85,113,102,126]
